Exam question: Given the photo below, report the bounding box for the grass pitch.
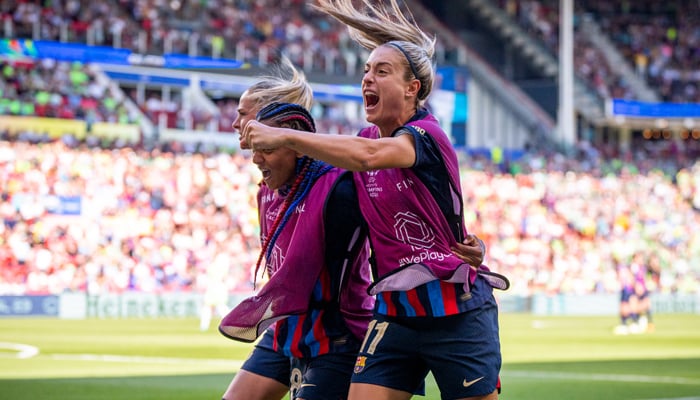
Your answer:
[1,314,699,399]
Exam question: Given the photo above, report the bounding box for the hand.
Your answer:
[451,234,486,266]
[241,120,283,152]
[238,133,250,150]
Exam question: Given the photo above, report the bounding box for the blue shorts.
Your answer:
[620,288,634,302]
[241,329,361,399]
[290,351,357,400]
[240,329,290,386]
[351,292,501,399]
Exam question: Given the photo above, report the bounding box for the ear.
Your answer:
[406,79,421,98]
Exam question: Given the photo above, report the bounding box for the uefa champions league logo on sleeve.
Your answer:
[364,170,383,198]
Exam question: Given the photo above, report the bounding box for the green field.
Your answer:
[1,314,699,400]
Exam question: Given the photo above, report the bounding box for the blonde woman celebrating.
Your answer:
[241,1,508,399]
[220,58,483,400]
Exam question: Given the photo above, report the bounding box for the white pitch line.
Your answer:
[506,370,700,385]
[9,346,699,388]
[1,341,245,368]
[636,397,700,400]
[0,342,40,359]
[50,353,244,368]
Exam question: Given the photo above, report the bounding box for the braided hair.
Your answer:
[252,103,332,285]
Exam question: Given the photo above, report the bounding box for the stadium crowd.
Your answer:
[0,59,137,124]
[503,0,700,103]
[1,1,699,299]
[0,57,365,137]
[461,145,700,296]
[0,138,261,296]
[3,0,699,103]
[1,135,699,297]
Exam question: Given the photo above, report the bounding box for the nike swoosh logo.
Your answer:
[463,376,484,387]
[300,383,317,388]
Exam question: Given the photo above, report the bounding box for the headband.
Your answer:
[387,42,419,79]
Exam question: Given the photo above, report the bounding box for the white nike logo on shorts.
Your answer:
[463,376,484,387]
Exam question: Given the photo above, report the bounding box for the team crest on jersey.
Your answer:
[354,356,367,373]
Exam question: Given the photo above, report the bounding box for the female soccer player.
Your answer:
[220,100,374,400]
[240,1,508,399]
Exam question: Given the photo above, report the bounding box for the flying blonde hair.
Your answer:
[245,56,314,110]
[313,0,436,104]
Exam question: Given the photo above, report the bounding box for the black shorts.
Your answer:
[352,290,501,398]
[290,351,358,400]
[240,329,290,386]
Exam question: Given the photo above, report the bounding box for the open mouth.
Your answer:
[364,93,379,108]
[260,168,271,180]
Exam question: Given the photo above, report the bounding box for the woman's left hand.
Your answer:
[451,234,486,266]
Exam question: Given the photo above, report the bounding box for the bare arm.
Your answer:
[243,120,416,171]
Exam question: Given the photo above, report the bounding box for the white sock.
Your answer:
[200,306,212,331]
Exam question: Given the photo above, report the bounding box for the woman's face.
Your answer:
[251,120,300,191]
[233,90,259,134]
[236,91,301,191]
[362,45,417,134]
[252,147,299,191]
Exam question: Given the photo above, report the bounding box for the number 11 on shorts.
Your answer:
[359,320,389,355]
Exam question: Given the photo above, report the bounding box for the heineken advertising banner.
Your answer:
[1,293,698,318]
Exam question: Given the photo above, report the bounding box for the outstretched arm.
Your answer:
[242,120,416,171]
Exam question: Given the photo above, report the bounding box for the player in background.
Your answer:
[642,252,662,332]
[614,251,656,335]
[614,257,637,335]
[631,251,652,333]
[200,249,232,331]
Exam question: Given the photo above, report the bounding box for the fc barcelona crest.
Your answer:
[354,356,367,373]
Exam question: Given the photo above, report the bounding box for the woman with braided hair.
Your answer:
[241,1,508,399]
[220,100,374,400]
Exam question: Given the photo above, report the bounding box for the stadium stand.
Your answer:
[1,137,699,296]
[0,139,261,295]
[0,1,699,299]
[3,0,698,106]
